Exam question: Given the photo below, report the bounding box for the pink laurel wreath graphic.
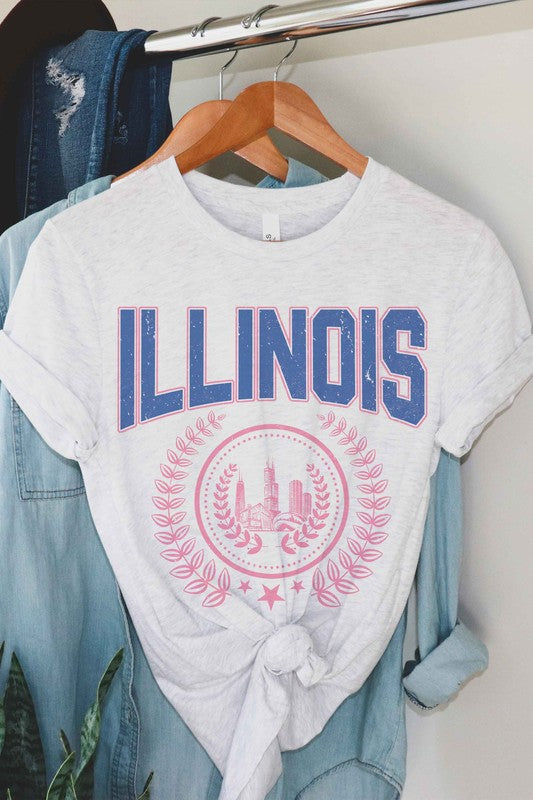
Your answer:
[152,411,232,608]
[213,463,330,556]
[281,465,330,554]
[312,411,390,608]
[213,464,263,555]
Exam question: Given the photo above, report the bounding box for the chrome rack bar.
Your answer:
[144,0,516,58]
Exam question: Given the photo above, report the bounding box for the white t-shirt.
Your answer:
[0,156,531,800]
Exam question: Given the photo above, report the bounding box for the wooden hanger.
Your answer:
[174,41,368,179]
[113,50,288,184]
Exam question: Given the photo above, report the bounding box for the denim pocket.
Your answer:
[11,398,85,499]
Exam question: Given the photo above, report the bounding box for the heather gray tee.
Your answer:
[0,156,531,800]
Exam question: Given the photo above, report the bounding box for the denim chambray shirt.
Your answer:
[0,28,173,800]
[0,153,488,799]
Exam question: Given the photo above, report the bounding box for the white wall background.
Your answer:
[2,1,532,798]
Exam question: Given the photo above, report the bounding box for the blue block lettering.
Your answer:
[140,308,184,422]
[189,308,232,407]
[381,309,426,425]
[361,308,377,412]
[237,308,254,401]
[312,309,356,406]
[259,309,307,400]
[119,308,136,430]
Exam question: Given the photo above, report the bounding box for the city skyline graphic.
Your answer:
[235,460,312,532]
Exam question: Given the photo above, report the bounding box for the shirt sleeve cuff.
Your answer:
[436,334,533,457]
[0,330,97,461]
[402,620,489,710]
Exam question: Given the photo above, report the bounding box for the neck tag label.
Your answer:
[262,213,281,242]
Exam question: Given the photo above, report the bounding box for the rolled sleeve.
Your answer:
[436,222,533,457]
[0,330,97,460]
[0,219,100,461]
[403,619,488,710]
[436,335,533,457]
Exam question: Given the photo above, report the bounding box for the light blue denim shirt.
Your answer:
[0,156,488,799]
[0,27,173,799]
[0,176,139,798]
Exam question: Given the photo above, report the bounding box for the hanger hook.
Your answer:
[274,39,297,82]
[241,4,279,29]
[191,16,221,38]
[219,50,238,101]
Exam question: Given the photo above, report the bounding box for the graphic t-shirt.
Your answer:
[0,156,531,800]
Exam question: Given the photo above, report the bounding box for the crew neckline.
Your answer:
[157,154,387,262]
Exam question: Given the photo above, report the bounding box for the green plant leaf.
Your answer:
[137,771,153,800]
[45,751,77,800]
[73,648,124,800]
[57,730,78,800]
[0,651,46,800]
[0,642,5,756]
[59,729,73,758]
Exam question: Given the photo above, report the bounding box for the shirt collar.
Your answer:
[257,157,327,188]
[67,175,114,206]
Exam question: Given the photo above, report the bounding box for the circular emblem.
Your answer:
[195,424,349,578]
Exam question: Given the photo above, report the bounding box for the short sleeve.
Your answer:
[0,219,100,460]
[436,222,533,457]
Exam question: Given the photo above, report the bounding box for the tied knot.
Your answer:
[260,624,327,687]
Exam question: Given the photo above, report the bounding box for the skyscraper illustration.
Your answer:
[289,480,303,516]
[264,459,279,515]
[234,461,308,531]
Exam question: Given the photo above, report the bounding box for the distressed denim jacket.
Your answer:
[14,29,172,220]
[0,154,488,799]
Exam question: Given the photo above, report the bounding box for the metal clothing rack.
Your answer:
[144,0,516,58]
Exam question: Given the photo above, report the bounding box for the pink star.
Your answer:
[239,580,251,593]
[292,580,304,593]
[258,584,285,610]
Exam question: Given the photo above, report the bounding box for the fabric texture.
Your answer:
[0,27,173,798]
[1,155,529,800]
